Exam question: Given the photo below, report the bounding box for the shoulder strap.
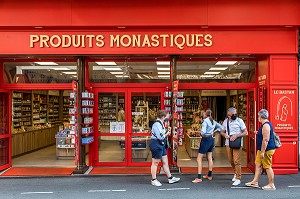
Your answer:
[227,119,231,136]
[152,120,165,139]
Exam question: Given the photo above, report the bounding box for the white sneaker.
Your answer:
[232,179,241,186]
[168,176,180,184]
[232,174,237,182]
[151,179,162,187]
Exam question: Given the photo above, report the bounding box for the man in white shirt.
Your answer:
[220,107,248,186]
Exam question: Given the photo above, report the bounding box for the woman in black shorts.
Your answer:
[192,109,222,183]
[150,110,180,186]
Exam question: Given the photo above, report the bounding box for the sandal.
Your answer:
[203,175,213,180]
[262,185,276,190]
[192,178,202,183]
[245,181,259,188]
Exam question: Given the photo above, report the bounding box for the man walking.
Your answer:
[220,107,248,186]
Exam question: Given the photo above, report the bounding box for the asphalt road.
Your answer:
[0,173,300,199]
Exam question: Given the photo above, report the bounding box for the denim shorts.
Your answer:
[150,139,166,159]
[199,137,215,154]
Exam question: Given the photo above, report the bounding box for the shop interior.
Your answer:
[6,57,255,168]
[177,89,248,168]
[11,89,85,168]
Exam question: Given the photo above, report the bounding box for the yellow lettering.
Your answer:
[62,35,71,48]
[186,34,195,47]
[72,35,81,48]
[142,35,151,47]
[195,34,204,47]
[174,34,185,50]
[151,35,159,47]
[120,35,132,47]
[110,35,120,47]
[29,35,39,48]
[160,34,169,47]
[40,35,50,48]
[96,35,104,47]
[86,35,95,47]
[50,35,62,47]
[204,34,213,47]
[81,35,85,47]
[132,35,141,47]
[170,34,174,47]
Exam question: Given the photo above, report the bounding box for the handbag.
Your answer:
[273,131,281,148]
[165,137,171,149]
[227,120,242,149]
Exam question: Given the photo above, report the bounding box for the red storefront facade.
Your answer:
[0,0,299,174]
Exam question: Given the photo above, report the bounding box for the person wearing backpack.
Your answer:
[149,110,180,186]
[245,109,276,190]
[192,109,222,183]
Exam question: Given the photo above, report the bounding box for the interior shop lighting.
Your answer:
[204,72,220,75]
[209,67,228,70]
[137,74,144,79]
[200,75,215,78]
[51,67,71,70]
[157,67,170,71]
[215,61,237,65]
[62,72,77,74]
[110,72,123,74]
[158,72,170,75]
[34,62,58,65]
[156,61,170,65]
[96,62,117,65]
[158,75,170,78]
[143,75,151,79]
[115,75,129,78]
[104,67,122,71]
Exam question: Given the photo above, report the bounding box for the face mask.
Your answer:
[230,114,237,120]
[164,117,169,122]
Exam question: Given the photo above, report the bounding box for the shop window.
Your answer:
[176,60,256,83]
[88,60,170,83]
[0,93,9,135]
[0,138,9,166]
[3,62,77,84]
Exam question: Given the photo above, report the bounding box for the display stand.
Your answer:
[81,92,94,145]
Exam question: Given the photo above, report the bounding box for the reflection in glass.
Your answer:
[0,138,9,166]
[0,93,9,135]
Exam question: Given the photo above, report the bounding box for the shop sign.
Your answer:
[110,122,125,133]
[258,74,267,86]
[270,87,297,132]
[29,34,213,50]
[132,112,143,115]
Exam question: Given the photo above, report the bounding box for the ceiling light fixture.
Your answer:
[110,72,123,74]
[157,67,170,71]
[158,72,170,75]
[204,72,220,75]
[62,72,77,75]
[104,67,122,71]
[34,62,58,65]
[200,75,214,78]
[158,75,170,78]
[115,75,129,78]
[215,61,237,65]
[96,62,117,65]
[209,67,228,71]
[156,61,170,65]
[51,67,71,70]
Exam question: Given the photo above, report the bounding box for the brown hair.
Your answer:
[206,109,214,125]
[157,110,168,119]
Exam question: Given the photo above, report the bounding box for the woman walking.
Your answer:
[245,109,276,190]
[150,110,180,186]
[192,109,222,183]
